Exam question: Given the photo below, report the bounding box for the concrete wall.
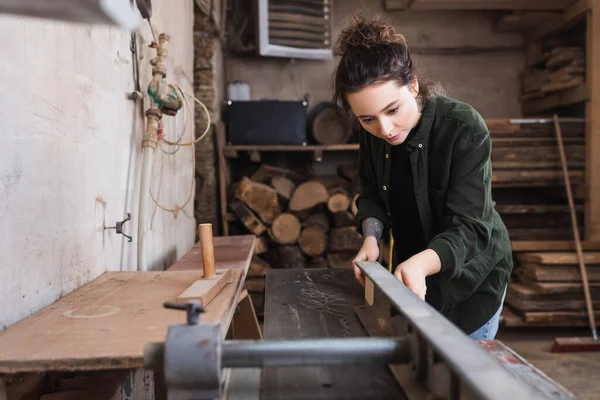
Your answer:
[226,0,525,118]
[0,1,196,330]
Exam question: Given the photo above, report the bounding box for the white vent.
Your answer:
[258,0,333,60]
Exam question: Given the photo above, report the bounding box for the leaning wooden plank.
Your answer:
[176,269,233,306]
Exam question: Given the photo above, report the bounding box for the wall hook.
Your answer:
[105,213,132,242]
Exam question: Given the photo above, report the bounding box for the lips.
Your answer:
[388,134,400,142]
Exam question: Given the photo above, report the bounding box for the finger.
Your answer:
[394,269,405,284]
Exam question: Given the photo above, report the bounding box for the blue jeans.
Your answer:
[468,286,507,340]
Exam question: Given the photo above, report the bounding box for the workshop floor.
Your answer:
[497,327,600,400]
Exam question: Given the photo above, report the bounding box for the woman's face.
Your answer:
[347,80,421,145]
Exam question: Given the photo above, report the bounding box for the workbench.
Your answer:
[0,235,255,399]
[259,268,576,400]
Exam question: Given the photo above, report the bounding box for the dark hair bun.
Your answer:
[335,13,407,55]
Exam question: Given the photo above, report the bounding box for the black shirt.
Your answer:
[389,127,443,311]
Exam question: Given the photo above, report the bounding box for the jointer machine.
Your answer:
[144,261,567,400]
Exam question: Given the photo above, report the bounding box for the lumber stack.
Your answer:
[504,252,600,327]
[521,46,585,100]
[487,119,585,241]
[231,164,360,315]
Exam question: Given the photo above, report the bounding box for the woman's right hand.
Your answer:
[352,236,380,286]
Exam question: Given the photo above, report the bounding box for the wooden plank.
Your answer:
[168,235,255,272]
[521,83,589,115]
[408,0,574,10]
[586,0,600,241]
[502,305,599,327]
[176,268,233,306]
[511,240,600,251]
[528,0,590,41]
[495,204,582,213]
[262,269,404,399]
[506,281,600,311]
[517,251,600,264]
[0,270,243,373]
[521,262,600,281]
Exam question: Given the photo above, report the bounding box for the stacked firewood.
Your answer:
[229,164,362,316]
[521,46,585,99]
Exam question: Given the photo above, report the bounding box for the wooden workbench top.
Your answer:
[0,235,255,373]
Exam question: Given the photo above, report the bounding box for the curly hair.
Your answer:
[333,13,444,112]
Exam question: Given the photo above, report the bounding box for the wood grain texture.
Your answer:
[0,235,255,373]
[262,269,404,399]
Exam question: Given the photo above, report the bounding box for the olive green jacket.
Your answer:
[356,95,513,334]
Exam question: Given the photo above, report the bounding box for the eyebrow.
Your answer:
[357,100,398,118]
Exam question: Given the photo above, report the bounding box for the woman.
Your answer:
[334,14,512,340]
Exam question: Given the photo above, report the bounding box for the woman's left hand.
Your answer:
[394,249,442,300]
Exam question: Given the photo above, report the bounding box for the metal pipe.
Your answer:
[221,338,410,368]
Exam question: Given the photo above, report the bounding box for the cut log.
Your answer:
[266,245,305,269]
[307,256,330,269]
[250,164,302,183]
[289,181,329,212]
[333,211,355,228]
[328,193,351,213]
[234,177,281,224]
[330,227,363,252]
[268,213,301,244]
[317,175,351,195]
[271,176,296,200]
[229,200,267,236]
[254,236,268,255]
[327,252,355,269]
[304,212,330,232]
[249,256,270,277]
[351,194,359,216]
[298,226,328,257]
[337,164,359,181]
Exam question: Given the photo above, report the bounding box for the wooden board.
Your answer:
[521,262,600,282]
[176,268,233,306]
[0,235,255,373]
[0,270,243,373]
[517,251,600,264]
[168,235,255,272]
[262,269,404,399]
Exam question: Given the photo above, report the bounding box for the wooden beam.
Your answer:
[390,0,575,11]
[528,0,590,41]
[586,0,600,240]
[521,83,589,116]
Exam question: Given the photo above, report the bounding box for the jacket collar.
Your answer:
[405,96,438,149]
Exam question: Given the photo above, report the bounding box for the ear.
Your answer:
[410,79,419,98]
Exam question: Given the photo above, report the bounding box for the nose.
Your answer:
[379,119,394,137]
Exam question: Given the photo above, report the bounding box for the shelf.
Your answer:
[528,0,589,41]
[521,83,589,116]
[223,144,359,162]
[385,0,574,11]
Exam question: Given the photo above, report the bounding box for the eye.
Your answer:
[361,118,373,124]
[387,107,399,115]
